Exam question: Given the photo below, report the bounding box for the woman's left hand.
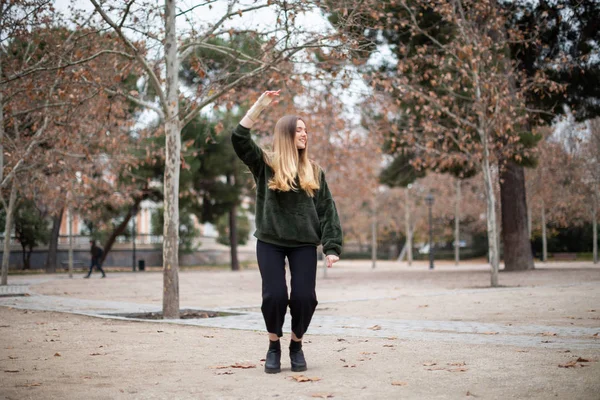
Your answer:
[326,255,340,268]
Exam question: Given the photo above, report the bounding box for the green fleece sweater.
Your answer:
[231,124,343,256]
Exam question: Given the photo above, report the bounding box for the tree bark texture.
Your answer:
[404,188,413,266]
[45,208,64,273]
[229,205,240,271]
[500,162,535,270]
[542,200,547,263]
[101,203,138,264]
[455,179,461,266]
[68,207,73,278]
[481,147,499,287]
[1,183,17,285]
[162,0,181,319]
[593,194,597,264]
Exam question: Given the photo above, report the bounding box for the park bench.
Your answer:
[551,253,577,261]
[60,260,87,270]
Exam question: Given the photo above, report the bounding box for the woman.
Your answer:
[231,90,343,374]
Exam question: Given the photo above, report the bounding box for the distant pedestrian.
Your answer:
[232,90,343,374]
[85,240,106,278]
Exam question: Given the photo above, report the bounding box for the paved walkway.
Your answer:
[1,272,598,351]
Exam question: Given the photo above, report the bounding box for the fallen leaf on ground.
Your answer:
[368,325,382,331]
[558,360,582,368]
[517,350,529,353]
[593,333,598,337]
[448,362,466,366]
[588,309,596,312]
[204,335,214,338]
[391,381,408,386]
[311,393,334,398]
[337,338,346,342]
[8,356,17,359]
[90,353,104,356]
[16,382,41,387]
[426,367,447,371]
[343,364,357,368]
[423,362,437,366]
[290,375,321,382]
[383,344,395,348]
[466,391,478,397]
[576,357,590,362]
[230,363,256,369]
[54,353,61,357]
[449,367,469,372]
[215,371,234,375]
[540,332,557,337]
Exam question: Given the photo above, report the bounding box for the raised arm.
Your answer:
[231,90,280,176]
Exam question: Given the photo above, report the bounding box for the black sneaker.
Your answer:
[289,340,307,372]
[264,340,281,374]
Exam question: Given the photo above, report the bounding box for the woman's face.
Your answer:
[295,119,307,150]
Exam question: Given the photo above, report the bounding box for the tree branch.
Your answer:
[89,0,168,117]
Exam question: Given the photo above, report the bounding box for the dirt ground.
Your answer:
[1,260,599,399]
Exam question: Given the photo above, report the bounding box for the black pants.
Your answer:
[86,259,106,277]
[256,240,318,338]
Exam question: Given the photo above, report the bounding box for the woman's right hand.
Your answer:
[245,90,281,122]
[256,90,281,109]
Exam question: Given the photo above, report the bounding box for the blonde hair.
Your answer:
[264,115,321,197]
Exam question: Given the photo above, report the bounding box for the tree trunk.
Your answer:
[229,204,240,271]
[455,179,461,266]
[527,203,532,239]
[593,196,597,264]
[1,183,17,285]
[500,162,534,270]
[371,198,377,269]
[101,203,138,264]
[45,207,64,273]
[542,200,547,263]
[24,246,33,270]
[68,207,73,278]
[404,188,412,266]
[162,0,181,319]
[481,146,499,287]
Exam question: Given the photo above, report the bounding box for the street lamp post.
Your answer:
[425,193,435,270]
[132,206,138,272]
